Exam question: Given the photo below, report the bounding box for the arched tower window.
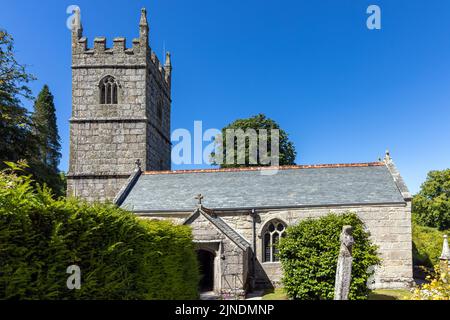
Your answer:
[99,76,118,105]
[157,98,163,125]
[262,220,287,262]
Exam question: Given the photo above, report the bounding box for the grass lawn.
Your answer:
[261,288,413,300]
[368,289,412,300]
[262,288,288,300]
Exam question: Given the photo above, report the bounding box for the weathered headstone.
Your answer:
[334,225,355,300]
[440,235,450,283]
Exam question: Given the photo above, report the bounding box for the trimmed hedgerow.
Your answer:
[278,213,380,300]
[0,162,199,300]
[412,222,446,268]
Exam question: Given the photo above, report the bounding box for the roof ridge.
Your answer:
[143,162,384,175]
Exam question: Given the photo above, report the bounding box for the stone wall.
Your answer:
[220,202,413,289]
[69,121,147,175]
[185,213,249,297]
[139,201,413,291]
[67,175,129,202]
[68,9,172,201]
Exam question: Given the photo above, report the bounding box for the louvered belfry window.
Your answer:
[100,76,118,105]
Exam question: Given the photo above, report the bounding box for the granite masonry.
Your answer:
[67,8,171,201]
[116,158,414,295]
[67,9,414,298]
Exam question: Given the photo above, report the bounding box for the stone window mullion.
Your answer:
[99,76,119,105]
[262,220,286,263]
[270,232,273,262]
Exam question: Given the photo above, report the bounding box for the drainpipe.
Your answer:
[250,208,257,289]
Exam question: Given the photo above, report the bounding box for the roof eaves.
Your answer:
[142,162,384,176]
[134,200,407,215]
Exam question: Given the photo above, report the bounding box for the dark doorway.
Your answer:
[197,250,215,292]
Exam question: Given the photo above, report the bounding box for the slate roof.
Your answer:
[184,208,251,250]
[119,162,408,212]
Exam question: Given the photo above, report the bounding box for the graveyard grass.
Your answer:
[262,288,413,300]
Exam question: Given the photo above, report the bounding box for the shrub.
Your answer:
[0,163,199,299]
[412,222,445,268]
[411,265,450,300]
[278,212,380,300]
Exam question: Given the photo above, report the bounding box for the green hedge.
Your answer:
[412,222,446,268]
[0,163,199,299]
[278,213,380,300]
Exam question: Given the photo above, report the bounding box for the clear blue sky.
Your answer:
[1,0,450,194]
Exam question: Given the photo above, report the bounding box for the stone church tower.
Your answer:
[67,8,172,201]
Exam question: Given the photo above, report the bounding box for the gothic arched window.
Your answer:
[262,220,286,262]
[99,76,118,105]
[156,99,163,125]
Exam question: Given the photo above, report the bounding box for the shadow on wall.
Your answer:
[252,259,275,291]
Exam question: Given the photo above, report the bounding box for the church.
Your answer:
[67,8,414,297]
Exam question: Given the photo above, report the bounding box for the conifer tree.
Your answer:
[31,85,64,195]
[32,85,61,170]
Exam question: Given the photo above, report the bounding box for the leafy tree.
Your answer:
[413,169,450,230]
[31,85,64,196]
[278,213,380,300]
[0,30,36,166]
[211,114,297,168]
[0,31,64,197]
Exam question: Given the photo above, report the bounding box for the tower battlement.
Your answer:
[71,8,171,88]
[68,8,172,202]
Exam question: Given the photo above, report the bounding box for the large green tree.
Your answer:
[0,30,64,197]
[211,114,297,168]
[413,169,450,230]
[31,85,64,195]
[0,30,36,165]
[32,85,61,171]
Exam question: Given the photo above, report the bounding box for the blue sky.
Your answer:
[1,0,450,194]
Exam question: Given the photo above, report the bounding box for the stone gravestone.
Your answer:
[334,225,355,300]
[440,235,450,283]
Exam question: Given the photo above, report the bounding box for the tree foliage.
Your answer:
[0,30,36,166]
[278,213,380,300]
[0,162,199,300]
[413,169,450,230]
[212,114,297,168]
[31,85,64,196]
[0,30,64,197]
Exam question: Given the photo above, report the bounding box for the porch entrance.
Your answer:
[197,249,215,292]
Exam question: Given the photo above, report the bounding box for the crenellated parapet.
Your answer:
[71,7,171,88]
[68,6,173,202]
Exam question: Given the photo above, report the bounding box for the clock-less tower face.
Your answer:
[67,8,172,202]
